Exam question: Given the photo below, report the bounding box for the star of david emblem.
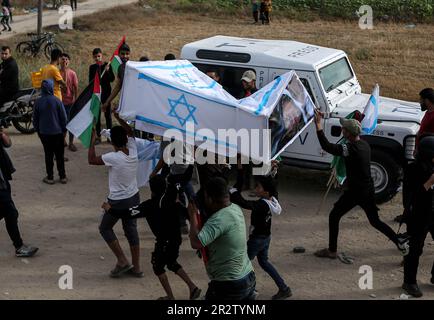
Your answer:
[171,71,198,85]
[168,94,198,126]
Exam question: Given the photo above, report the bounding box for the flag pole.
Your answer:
[316,170,335,215]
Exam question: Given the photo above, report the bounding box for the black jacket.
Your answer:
[0,57,19,96]
[0,139,15,191]
[317,130,374,194]
[88,63,115,103]
[403,161,434,226]
[229,167,281,237]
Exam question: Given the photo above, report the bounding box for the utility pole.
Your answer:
[37,0,43,35]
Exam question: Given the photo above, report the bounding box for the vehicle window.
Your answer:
[193,63,255,99]
[300,78,315,103]
[318,58,353,93]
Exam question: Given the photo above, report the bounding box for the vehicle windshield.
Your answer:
[319,57,354,93]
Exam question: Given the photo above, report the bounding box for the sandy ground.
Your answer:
[1,128,434,300]
[0,0,138,40]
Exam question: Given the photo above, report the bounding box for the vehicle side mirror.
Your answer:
[331,126,342,137]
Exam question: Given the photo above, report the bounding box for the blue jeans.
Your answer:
[248,235,288,291]
[205,271,256,300]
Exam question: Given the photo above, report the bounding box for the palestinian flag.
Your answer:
[329,110,365,186]
[109,35,126,76]
[66,73,101,148]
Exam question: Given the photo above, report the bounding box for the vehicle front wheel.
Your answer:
[370,149,402,204]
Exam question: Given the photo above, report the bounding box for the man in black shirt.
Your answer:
[401,136,434,297]
[88,48,115,143]
[0,46,19,106]
[103,175,201,300]
[313,110,407,259]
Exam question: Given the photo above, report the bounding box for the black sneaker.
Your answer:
[402,283,423,298]
[15,245,39,258]
[272,287,292,300]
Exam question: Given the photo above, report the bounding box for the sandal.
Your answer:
[190,287,201,300]
[110,264,133,278]
[314,248,337,259]
[337,252,354,264]
[126,269,144,278]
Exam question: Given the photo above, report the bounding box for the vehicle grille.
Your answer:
[404,135,416,160]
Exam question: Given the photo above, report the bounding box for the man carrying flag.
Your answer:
[66,72,101,148]
[102,39,130,114]
[89,48,116,145]
[312,109,409,260]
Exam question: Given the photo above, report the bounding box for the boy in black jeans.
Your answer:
[229,162,291,300]
[103,175,201,300]
[1,127,38,257]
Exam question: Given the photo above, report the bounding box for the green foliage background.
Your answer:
[150,0,434,21]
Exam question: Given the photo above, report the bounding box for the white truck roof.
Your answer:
[181,35,345,71]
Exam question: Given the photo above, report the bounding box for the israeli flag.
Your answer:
[361,84,380,134]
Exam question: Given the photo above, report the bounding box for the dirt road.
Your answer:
[0,0,138,40]
[1,128,433,300]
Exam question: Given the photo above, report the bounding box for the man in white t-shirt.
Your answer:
[88,112,143,278]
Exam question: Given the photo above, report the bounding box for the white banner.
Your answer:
[119,60,315,162]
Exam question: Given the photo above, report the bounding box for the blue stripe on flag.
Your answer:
[136,64,195,70]
[137,73,239,110]
[255,76,282,115]
[135,115,238,149]
[362,95,379,134]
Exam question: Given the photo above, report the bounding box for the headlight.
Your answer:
[404,136,416,160]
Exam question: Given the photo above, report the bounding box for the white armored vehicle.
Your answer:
[181,36,422,203]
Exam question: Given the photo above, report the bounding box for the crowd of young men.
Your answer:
[1,40,434,299]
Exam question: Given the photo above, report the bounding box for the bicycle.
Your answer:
[16,32,65,60]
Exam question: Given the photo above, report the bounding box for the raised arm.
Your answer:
[88,128,105,165]
[113,112,134,137]
[314,109,344,156]
[102,78,121,112]
[229,166,256,211]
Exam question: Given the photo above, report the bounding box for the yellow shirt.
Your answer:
[40,64,64,100]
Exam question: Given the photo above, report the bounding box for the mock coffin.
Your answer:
[118,60,315,162]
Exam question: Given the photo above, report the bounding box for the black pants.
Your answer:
[70,0,77,10]
[0,182,24,249]
[328,191,398,252]
[404,220,434,284]
[261,11,270,24]
[96,104,112,137]
[253,10,259,22]
[1,16,10,31]
[39,134,66,180]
